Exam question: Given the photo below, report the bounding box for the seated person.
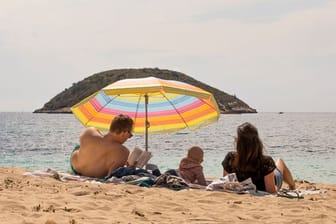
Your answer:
[222,122,296,193]
[179,146,207,186]
[70,114,134,178]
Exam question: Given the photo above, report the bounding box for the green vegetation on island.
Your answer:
[34,68,257,114]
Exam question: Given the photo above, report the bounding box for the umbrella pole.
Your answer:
[145,94,149,151]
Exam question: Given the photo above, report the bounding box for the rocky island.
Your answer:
[34,68,256,114]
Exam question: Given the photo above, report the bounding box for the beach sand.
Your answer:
[0,167,335,224]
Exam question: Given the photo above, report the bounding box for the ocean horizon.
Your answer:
[1,112,335,184]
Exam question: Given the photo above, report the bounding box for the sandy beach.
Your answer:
[0,167,335,224]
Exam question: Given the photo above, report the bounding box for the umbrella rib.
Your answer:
[133,94,142,124]
[100,93,118,112]
[162,93,189,129]
[92,92,118,124]
[82,92,117,129]
[199,97,219,112]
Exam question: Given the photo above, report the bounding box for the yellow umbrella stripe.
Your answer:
[177,104,218,119]
[185,112,219,127]
[161,86,211,99]
[104,78,205,92]
[103,85,211,99]
[103,86,162,95]
[157,78,207,92]
[71,107,90,126]
[114,92,175,103]
[74,103,114,125]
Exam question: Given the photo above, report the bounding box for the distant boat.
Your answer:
[278,112,284,114]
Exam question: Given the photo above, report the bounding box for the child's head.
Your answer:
[187,146,204,163]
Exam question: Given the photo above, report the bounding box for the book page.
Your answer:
[127,147,152,169]
[127,147,143,167]
[136,150,152,168]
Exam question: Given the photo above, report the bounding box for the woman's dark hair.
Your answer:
[235,122,264,172]
[109,114,134,133]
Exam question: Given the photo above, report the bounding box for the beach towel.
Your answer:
[121,175,154,187]
[24,169,124,184]
[23,169,326,196]
[206,173,256,193]
[24,169,155,187]
[153,173,189,191]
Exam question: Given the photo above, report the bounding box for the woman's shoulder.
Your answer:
[224,151,235,160]
[261,155,276,170]
[226,151,235,156]
[262,155,275,163]
[222,151,235,167]
[262,155,273,161]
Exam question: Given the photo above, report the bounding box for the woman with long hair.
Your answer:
[222,122,295,193]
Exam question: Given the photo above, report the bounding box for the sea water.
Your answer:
[0,112,335,184]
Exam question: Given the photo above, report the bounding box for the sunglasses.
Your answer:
[128,130,133,138]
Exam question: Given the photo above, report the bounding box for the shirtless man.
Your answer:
[70,114,134,178]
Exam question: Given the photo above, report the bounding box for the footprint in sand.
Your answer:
[71,191,90,196]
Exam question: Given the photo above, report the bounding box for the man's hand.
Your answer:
[126,161,137,168]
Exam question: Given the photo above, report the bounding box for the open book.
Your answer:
[127,147,152,169]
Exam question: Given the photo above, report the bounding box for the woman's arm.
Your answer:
[222,152,234,177]
[264,171,277,193]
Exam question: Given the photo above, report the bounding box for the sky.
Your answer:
[0,0,335,112]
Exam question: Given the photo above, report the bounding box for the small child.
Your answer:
[179,146,207,186]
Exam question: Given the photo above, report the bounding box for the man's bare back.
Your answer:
[70,114,134,178]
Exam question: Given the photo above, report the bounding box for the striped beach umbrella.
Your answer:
[71,76,220,151]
